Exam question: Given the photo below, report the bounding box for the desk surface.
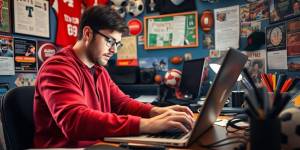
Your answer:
[92,116,248,150]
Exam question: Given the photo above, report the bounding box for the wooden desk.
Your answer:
[92,115,246,150]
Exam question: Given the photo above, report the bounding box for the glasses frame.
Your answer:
[93,30,123,50]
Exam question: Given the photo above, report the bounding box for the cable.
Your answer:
[198,136,248,150]
[198,113,251,149]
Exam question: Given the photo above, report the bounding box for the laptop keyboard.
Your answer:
[146,130,187,139]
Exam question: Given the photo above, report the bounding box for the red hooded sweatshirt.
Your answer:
[33,46,153,148]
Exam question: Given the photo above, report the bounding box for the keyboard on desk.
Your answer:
[146,130,188,139]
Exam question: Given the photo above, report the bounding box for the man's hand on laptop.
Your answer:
[140,107,195,134]
[149,105,194,118]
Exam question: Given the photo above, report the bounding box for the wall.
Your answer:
[0,0,299,89]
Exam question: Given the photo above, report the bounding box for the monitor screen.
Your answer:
[179,58,205,98]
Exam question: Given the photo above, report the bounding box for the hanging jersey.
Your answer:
[94,0,109,6]
[51,0,94,47]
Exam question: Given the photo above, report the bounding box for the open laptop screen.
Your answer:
[179,58,205,99]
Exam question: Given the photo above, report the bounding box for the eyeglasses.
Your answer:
[93,30,123,50]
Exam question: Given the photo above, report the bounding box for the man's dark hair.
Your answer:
[78,6,128,40]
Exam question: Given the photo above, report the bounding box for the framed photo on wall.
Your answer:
[13,0,50,38]
[270,0,300,24]
[0,0,12,33]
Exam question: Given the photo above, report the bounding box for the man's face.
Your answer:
[1,46,8,53]
[86,29,122,66]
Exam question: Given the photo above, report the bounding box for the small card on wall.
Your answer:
[0,35,14,75]
[14,73,36,87]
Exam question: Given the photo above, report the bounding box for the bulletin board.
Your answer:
[144,11,199,50]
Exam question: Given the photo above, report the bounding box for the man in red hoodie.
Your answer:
[33,5,194,148]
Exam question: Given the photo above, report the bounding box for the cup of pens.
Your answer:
[241,70,296,150]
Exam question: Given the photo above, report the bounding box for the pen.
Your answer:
[273,74,287,110]
[268,73,273,89]
[275,74,287,93]
[280,78,293,93]
[272,74,276,92]
[287,78,299,91]
[260,74,273,92]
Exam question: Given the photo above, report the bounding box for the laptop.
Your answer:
[104,49,248,147]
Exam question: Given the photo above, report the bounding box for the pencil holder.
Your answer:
[250,118,281,150]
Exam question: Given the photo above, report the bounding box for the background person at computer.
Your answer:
[33,6,194,148]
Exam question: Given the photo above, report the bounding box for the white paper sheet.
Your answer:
[267,50,288,69]
[214,5,240,50]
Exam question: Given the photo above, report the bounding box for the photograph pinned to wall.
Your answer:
[203,33,214,49]
[14,38,37,72]
[240,21,261,37]
[14,73,36,87]
[287,17,300,56]
[37,42,58,68]
[248,0,269,21]
[0,35,14,75]
[209,50,221,58]
[242,49,267,87]
[266,23,287,51]
[139,57,168,72]
[184,52,192,61]
[0,0,11,33]
[269,0,300,24]
[138,35,144,45]
[13,0,50,38]
[288,57,300,71]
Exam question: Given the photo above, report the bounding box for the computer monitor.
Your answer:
[179,58,205,99]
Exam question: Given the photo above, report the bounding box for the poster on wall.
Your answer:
[214,5,240,50]
[287,17,300,71]
[0,0,11,33]
[240,0,269,22]
[117,36,138,66]
[13,0,50,38]
[14,38,37,72]
[37,41,58,68]
[0,36,14,75]
[266,23,287,51]
[243,50,267,88]
[287,17,300,56]
[270,0,300,23]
